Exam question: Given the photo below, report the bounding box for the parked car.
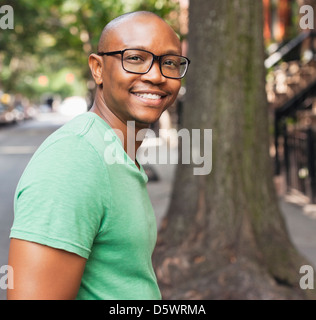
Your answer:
[12,104,25,122]
[0,103,15,124]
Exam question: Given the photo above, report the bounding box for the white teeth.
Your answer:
[134,93,162,100]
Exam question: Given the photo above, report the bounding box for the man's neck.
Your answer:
[90,90,148,166]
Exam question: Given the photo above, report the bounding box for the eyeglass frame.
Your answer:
[97,48,190,79]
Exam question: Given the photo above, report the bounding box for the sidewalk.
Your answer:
[146,142,316,269]
[280,193,316,268]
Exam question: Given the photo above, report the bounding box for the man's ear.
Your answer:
[88,54,103,86]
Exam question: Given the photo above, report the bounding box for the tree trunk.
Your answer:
[153,0,315,300]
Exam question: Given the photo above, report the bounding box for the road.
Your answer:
[0,113,70,300]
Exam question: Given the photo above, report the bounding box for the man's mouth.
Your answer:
[130,90,168,106]
[133,93,162,100]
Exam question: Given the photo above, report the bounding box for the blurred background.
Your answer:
[1,0,316,299]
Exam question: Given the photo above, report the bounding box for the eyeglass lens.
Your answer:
[122,49,188,79]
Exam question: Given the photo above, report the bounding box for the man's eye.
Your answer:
[125,55,144,63]
[163,60,178,68]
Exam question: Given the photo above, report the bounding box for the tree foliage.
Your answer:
[0,0,179,99]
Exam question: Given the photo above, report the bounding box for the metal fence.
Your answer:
[282,128,316,203]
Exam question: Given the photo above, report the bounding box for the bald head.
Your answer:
[97,11,180,53]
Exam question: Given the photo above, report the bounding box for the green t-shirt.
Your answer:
[10,112,161,300]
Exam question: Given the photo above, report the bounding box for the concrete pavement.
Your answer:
[280,195,316,268]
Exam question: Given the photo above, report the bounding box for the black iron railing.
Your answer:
[268,31,316,202]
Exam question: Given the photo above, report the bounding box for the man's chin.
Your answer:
[132,111,163,128]
[133,119,158,129]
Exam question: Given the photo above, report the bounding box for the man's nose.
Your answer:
[140,61,166,84]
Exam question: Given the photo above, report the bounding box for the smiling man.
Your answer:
[7,11,190,300]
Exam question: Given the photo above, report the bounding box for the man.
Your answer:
[7,11,190,300]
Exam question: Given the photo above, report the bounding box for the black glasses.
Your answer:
[97,48,190,79]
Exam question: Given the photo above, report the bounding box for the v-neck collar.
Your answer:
[88,112,149,183]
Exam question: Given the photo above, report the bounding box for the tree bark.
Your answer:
[153,0,315,299]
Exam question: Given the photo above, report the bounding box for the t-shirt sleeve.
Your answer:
[10,135,110,259]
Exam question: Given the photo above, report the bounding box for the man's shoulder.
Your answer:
[18,113,111,187]
[55,112,104,138]
[21,113,107,174]
[39,112,108,154]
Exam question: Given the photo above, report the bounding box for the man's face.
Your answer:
[99,16,182,128]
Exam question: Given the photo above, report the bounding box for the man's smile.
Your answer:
[130,89,168,106]
[134,93,162,100]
